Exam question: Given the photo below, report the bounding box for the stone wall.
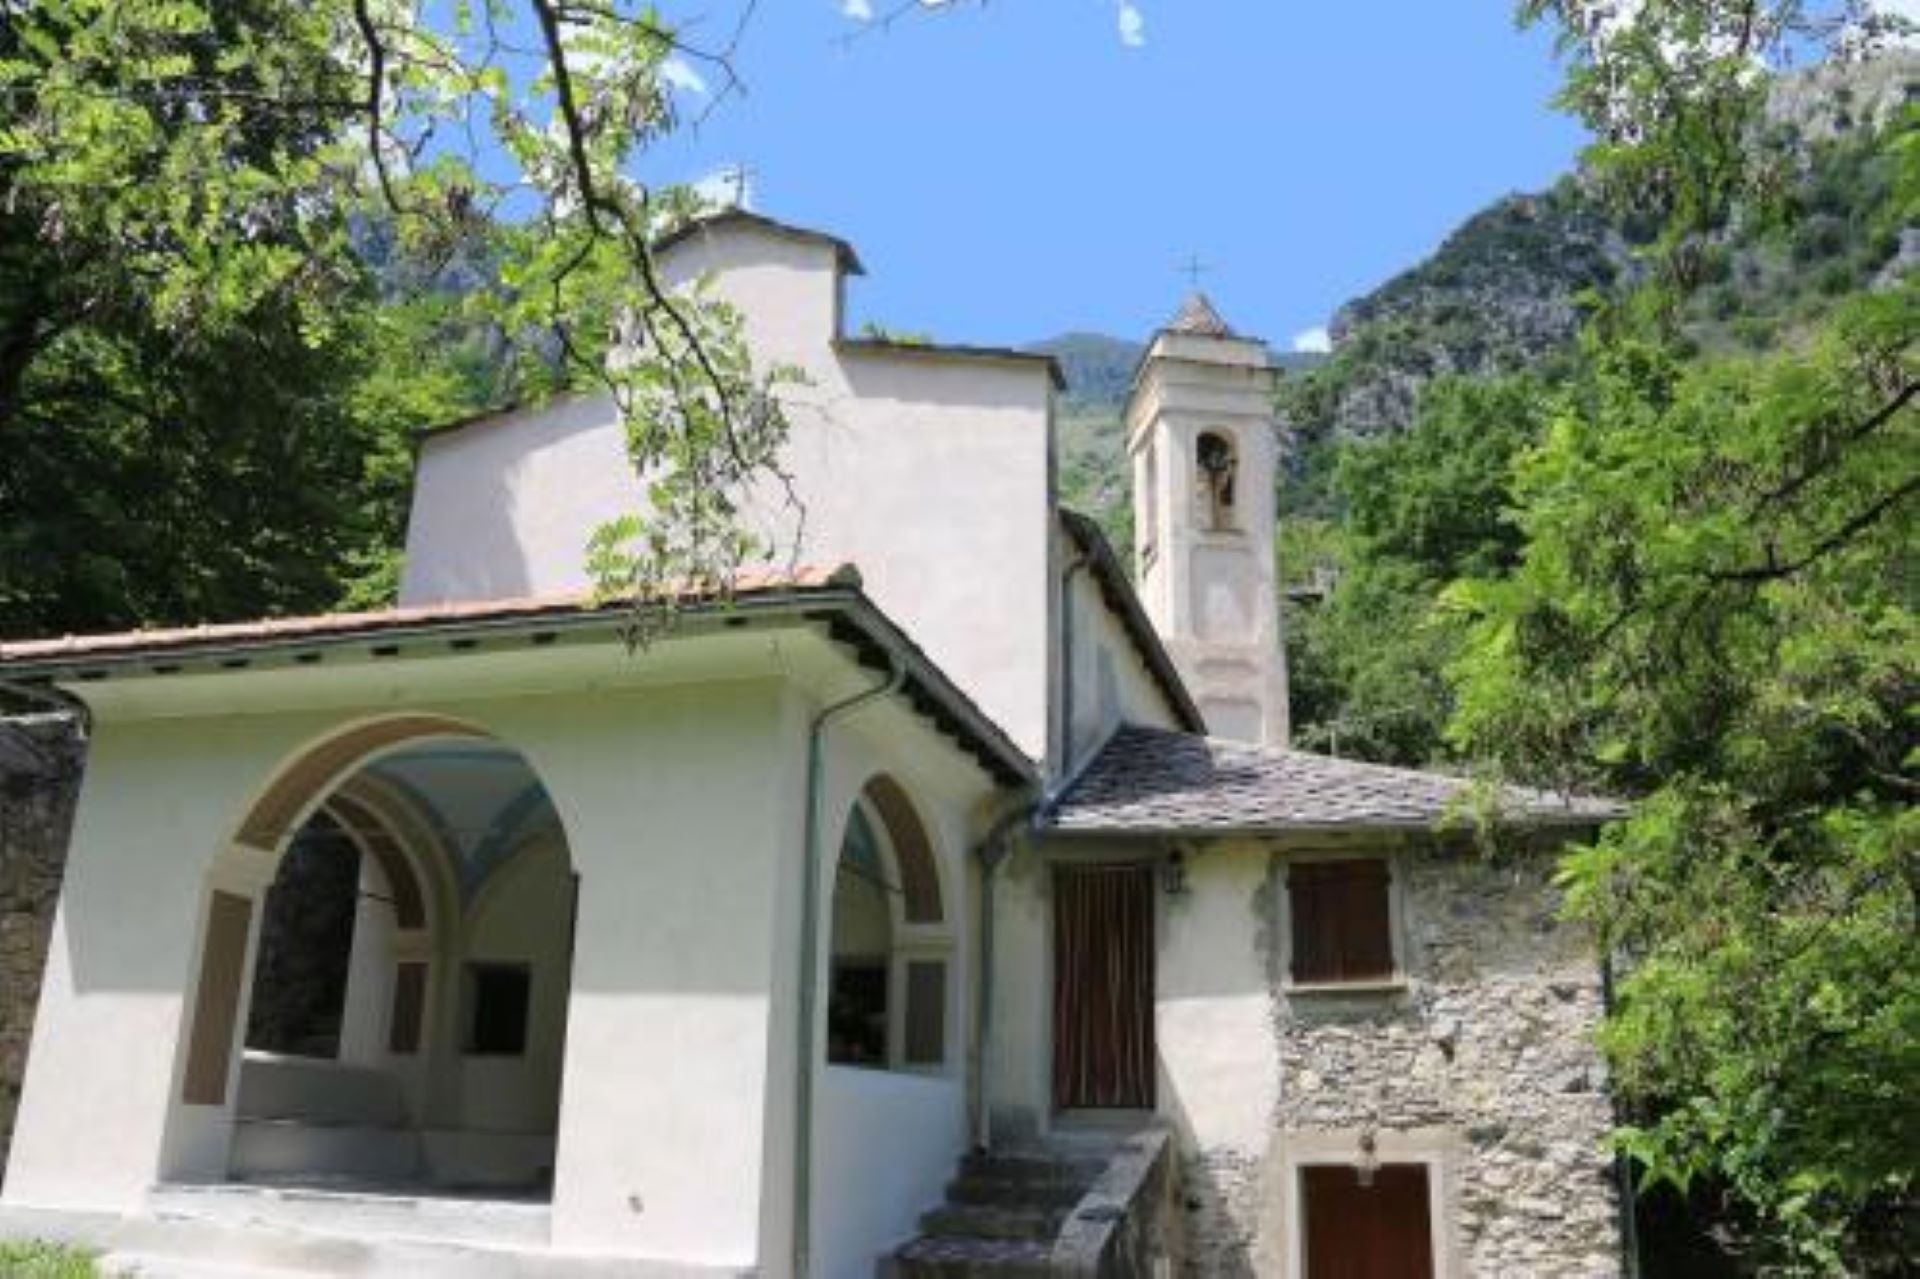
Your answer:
[1177,838,1623,1277]
[0,715,84,1185]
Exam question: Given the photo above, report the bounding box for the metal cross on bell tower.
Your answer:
[1175,253,1213,292]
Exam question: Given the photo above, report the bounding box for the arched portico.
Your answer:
[165,715,578,1195]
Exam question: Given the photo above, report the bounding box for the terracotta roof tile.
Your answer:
[1045,725,1621,835]
[0,564,858,665]
[1165,292,1236,338]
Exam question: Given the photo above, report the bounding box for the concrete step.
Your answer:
[943,1175,1085,1210]
[918,1203,1063,1243]
[230,1120,423,1183]
[887,1236,1053,1278]
[236,1053,409,1128]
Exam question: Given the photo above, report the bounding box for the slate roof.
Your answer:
[1165,292,1236,338]
[1044,725,1620,836]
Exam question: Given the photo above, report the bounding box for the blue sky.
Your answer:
[641,3,1589,351]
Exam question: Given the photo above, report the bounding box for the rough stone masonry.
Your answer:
[0,714,83,1185]
[1180,839,1624,1277]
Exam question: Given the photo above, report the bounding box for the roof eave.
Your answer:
[0,587,1038,791]
[1056,510,1206,734]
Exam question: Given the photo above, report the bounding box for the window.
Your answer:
[1138,443,1159,565]
[1287,858,1396,984]
[463,962,531,1055]
[825,782,951,1071]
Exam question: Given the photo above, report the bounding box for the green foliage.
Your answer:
[0,0,792,640]
[1284,377,1547,763]
[0,1241,98,1279]
[1447,267,1918,1267]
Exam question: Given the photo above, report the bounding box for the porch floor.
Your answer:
[148,1179,551,1248]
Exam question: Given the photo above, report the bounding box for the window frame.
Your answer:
[1278,850,1408,993]
[826,793,954,1075]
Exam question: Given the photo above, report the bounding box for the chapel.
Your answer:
[0,209,1625,1277]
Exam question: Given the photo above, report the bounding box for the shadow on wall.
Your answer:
[1157,1058,1262,1278]
[0,715,86,1188]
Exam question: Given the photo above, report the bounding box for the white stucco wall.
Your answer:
[1057,525,1188,773]
[813,1067,964,1279]
[1,654,800,1270]
[4,626,1013,1275]
[401,219,1057,758]
[793,699,992,1279]
[448,833,573,1140]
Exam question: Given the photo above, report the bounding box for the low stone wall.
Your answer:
[1054,1127,1181,1276]
[1176,839,1623,1277]
[0,715,85,1186]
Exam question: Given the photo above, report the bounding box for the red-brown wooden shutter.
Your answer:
[1289,859,1394,983]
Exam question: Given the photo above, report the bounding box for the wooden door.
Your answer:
[1052,864,1155,1110]
[1302,1163,1435,1279]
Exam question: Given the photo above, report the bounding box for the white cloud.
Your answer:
[841,0,873,18]
[1116,1,1145,47]
[659,58,708,96]
[1291,326,1332,355]
[691,165,753,210]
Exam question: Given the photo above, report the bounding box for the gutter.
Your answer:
[1601,952,1642,1278]
[792,655,902,1279]
[0,677,91,740]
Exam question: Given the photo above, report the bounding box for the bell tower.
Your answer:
[1126,293,1289,745]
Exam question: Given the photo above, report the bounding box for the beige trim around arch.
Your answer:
[232,714,489,852]
[177,714,503,1117]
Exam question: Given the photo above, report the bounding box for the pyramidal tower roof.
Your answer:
[1165,291,1236,338]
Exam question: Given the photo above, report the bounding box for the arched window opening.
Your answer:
[1196,430,1239,532]
[245,811,364,1059]
[825,778,950,1072]
[828,805,893,1067]
[179,724,577,1199]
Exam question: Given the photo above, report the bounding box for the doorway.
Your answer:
[1052,863,1155,1110]
[1301,1163,1436,1279]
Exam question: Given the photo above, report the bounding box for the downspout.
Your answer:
[970,549,1090,1152]
[1601,951,1642,1278]
[792,654,902,1279]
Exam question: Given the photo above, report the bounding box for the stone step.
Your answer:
[918,1202,1064,1243]
[236,1053,410,1128]
[943,1175,1086,1210]
[148,1182,548,1248]
[229,1120,424,1184]
[959,1150,1106,1186]
[888,1235,1053,1279]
